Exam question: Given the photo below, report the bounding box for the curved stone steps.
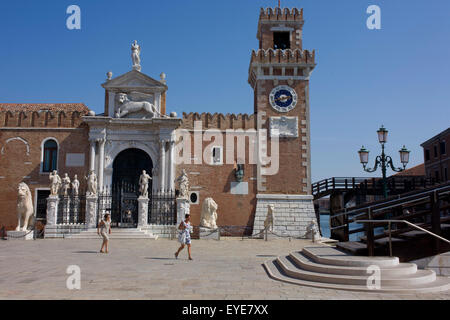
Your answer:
[264,259,450,294]
[302,246,399,267]
[263,246,450,293]
[289,251,418,277]
[278,256,435,286]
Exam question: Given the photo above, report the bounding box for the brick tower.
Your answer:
[249,7,318,238]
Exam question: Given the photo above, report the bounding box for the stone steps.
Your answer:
[289,251,418,277]
[263,245,450,293]
[65,228,158,240]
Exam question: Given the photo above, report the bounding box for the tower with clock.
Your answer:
[248,7,318,237]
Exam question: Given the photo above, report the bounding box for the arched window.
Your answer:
[43,139,58,172]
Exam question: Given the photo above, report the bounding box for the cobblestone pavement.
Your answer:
[0,238,449,300]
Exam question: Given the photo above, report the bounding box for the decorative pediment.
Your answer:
[102,70,167,93]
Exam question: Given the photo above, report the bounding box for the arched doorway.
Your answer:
[111,148,153,227]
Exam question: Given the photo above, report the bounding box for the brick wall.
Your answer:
[422,128,450,182]
[178,113,258,232]
[0,105,90,230]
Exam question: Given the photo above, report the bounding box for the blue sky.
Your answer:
[1,0,449,182]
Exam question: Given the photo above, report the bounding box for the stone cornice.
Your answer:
[83,116,182,129]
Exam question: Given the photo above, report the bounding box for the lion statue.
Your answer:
[200,197,218,229]
[16,182,34,231]
[115,93,158,119]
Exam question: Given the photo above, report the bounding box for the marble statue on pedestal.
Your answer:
[131,40,141,72]
[264,205,274,231]
[200,197,218,229]
[85,170,98,196]
[176,169,189,200]
[61,173,71,196]
[71,175,80,196]
[139,170,152,198]
[49,170,61,196]
[15,182,34,231]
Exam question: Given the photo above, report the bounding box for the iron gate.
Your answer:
[98,185,176,227]
[148,190,176,225]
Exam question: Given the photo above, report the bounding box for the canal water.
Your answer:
[320,214,384,241]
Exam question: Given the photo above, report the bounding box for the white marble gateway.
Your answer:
[84,61,181,192]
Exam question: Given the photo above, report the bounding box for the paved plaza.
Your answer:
[1,238,449,300]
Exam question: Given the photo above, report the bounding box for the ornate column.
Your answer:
[98,138,106,191]
[85,195,98,228]
[89,139,96,172]
[46,195,59,227]
[138,197,149,228]
[159,140,166,192]
[168,140,175,192]
[43,195,59,238]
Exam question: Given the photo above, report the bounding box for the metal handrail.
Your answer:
[332,183,450,219]
[355,219,450,257]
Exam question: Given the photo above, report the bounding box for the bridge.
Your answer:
[312,176,439,201]
[329,181,450,262]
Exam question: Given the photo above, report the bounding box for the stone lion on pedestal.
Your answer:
[16,182,34,231]
[200,197,218,229]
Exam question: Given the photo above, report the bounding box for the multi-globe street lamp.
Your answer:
[358,125,411,199]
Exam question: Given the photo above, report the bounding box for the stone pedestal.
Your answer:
[199,227,220,240]
[252,194,317,238]
[138,197,149,227]
[46,195,59,226]
[85,195,98,228]
[176,198,190,225]
[7,230,34,240]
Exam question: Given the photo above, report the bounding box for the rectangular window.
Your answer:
[445,167,448,181]
[43,149,57,172]
[434,145,438,158]
[440,141,446,155]
[212,147,222,165]
[273,32,290,50]
[425,149,430,161]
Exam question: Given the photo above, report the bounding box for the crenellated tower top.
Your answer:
[257,7,304,51]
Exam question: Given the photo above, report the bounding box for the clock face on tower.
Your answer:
[269,85,298,113]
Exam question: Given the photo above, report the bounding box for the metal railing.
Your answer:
[313,176,440,200]
[356,219,450,257]
[329,182,450,242]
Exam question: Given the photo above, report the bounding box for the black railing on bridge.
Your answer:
[329,181,450,252]
[312,176,440,200]
[312,177,368,198]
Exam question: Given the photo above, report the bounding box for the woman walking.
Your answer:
[175,214,193,260]
[97,214,111,253]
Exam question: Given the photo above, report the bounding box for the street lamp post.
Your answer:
[358,126,411,199]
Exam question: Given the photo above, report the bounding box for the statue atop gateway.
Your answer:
[131,40,141,72]
[100,40,171,119]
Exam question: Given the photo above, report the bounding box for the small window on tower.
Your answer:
[273,32,290,50]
